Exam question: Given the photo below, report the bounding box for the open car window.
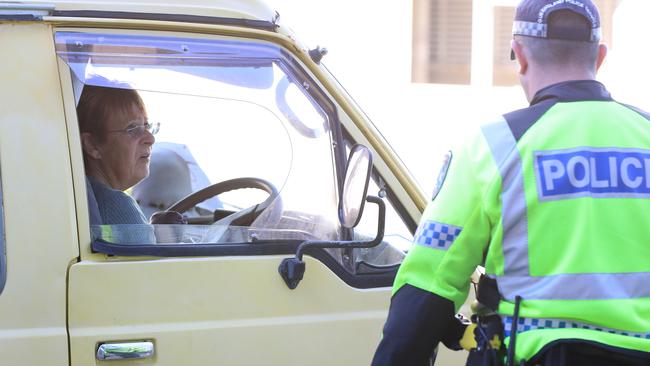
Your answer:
[57,32,342,245]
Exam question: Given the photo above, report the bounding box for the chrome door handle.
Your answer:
[96,341,155,360]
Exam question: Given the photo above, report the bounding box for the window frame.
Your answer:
[59,31,349,239]
[56,27,403,288]
[65,32,347,246]
[0,179,5,295]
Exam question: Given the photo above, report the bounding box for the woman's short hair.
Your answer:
[77,85,147,142]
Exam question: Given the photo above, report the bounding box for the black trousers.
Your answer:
[527,341,650,366]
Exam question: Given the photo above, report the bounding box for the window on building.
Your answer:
[493,6,517,86]
[413,0,621,87]
[593,0,620,47]
[412,0,473,84]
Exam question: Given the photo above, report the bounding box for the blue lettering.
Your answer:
[541,159,564,190]
[535,148,650,200]
[646,159,650,188]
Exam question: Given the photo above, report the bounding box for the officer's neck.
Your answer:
[523,67,597,103]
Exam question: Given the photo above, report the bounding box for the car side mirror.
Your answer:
[278,144,385,289]
[339,144,372,228]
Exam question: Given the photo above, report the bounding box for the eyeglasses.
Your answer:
[106,121,160,138]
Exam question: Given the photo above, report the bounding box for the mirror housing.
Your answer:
[339,144,372,228]
[278,145,384,290]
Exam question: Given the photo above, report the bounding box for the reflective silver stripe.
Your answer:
[483,119,650,301]
[481,121,530,276]
[497,272,650,301]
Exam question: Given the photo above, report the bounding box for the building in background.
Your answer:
[412,0,620,86]
[271,0,646,193]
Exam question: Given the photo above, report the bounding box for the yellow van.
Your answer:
[0,1,466,364]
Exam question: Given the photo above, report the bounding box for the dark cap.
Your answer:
[513,0,601,42]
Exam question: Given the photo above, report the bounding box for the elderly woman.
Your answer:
[77,85,158,225]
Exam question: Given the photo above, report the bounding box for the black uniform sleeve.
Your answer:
[371,284,466,366]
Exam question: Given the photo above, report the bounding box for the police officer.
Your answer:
[372,0,650,365]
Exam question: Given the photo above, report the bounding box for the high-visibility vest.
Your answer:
[394,80,650,362]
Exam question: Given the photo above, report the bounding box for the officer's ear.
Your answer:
[511,39,528,75]
[595,43,608,72]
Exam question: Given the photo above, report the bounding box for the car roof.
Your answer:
[1,0,277,22]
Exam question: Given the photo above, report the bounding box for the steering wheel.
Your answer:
[167,177,281,227]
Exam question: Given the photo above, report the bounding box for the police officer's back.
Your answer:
[372,0,650,365]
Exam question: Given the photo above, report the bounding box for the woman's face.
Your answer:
[93,105,155,190]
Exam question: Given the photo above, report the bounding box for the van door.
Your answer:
[60,30,412,365]
[0,23,79,366]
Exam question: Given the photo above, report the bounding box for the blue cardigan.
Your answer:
[88,176,148,224]
[88,176,155,244]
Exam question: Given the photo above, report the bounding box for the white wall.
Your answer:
[602,1,650,109]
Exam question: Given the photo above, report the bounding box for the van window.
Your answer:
[57,32,342,246]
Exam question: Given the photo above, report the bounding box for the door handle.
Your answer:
[96,341,155,360]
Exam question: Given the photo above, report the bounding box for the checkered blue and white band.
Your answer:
[512,21,601,42]
[503,316,650,339]
[414,220,462,250]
